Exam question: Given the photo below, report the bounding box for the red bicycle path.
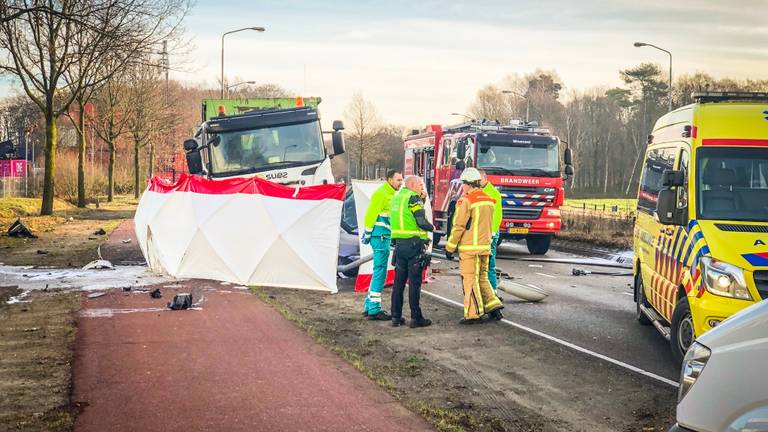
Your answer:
[72,221,432,432]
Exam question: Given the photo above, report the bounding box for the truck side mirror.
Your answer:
[564,164,574,177]
[183,138,198,151]
[564,147,573,166]
[186,151,204,175]
[656,188,684,225]
[332,120,345,131]
[332,131,345,155]
[456,138,467,160]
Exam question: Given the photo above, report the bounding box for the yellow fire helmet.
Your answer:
[460,167,482,183]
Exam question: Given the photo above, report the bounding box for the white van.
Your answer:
[671,299,768,431]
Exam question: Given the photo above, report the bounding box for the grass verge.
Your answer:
[0,289,81,432]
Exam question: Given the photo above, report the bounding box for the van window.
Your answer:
[638,147,678,214]
[696,147,768,221]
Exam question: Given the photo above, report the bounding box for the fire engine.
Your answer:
[404,120,574,255]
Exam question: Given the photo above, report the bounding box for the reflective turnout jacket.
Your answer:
[445,188,496,255]
[364,182,397,238]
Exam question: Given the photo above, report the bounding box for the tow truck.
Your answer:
[404,120,574,255]
[183,97,345,185]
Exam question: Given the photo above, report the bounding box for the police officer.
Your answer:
[445,168,503,324]
[389,175,434,328]
[361,170,403,320]
[479,169,503,296]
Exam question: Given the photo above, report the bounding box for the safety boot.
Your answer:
[409,318,432,328]
[391,317,406,327]
[488,309,504,321]
[367,311,391,321]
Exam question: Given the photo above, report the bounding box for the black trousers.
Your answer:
[391,237,425,320]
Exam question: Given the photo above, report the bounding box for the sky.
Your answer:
[3,0,768,129]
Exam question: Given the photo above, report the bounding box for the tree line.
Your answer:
[468,66,768,196]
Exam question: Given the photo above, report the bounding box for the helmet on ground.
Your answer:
[460,167,482,184]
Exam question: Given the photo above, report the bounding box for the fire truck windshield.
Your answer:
[477,140,560,177]
[208,121,325,177]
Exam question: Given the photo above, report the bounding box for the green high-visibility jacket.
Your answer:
[483,181,502,233]
[390,189,429,240]
[363,181,396,237]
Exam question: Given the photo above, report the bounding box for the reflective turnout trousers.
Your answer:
[459,253,502,319]
[487,232,499,292]
[364,235,391,315]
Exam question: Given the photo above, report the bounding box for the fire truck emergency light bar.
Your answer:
[443,120,551,136]
[693,91,768,103]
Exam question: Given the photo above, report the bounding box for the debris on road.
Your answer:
[94,228,107,235]
[498,280,548,302]
[572,268,633,277]
[150,288,162,299]
[121,239,132,244]
[7,218,37,239]
[168,293,192,310]
[36,249,48,254]
[87,292,107,299]
[82,259,115,270]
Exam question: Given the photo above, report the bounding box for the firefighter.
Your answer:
[479,169,503,295]
[361,169,403,320]
[445,168,503,324]
[389,175,434,328]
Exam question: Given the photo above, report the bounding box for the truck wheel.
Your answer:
[670,296,694,365]
[635,273,652,326]
[526,235,551,255]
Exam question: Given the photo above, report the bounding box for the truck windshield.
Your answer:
[477,141,560,177]
[697,147,768,221]
[208,121,325,176]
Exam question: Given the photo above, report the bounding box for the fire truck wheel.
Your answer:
[635,273,652,326]
[525,235,551,255]
[670,296,694,365]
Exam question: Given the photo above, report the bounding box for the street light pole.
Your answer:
[221,27,265,99]
[634,41,673,112]
[501,90,529,122]
[450,112,474,122]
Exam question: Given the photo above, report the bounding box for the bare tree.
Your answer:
[0,0,190,213]
[344,92,381,179]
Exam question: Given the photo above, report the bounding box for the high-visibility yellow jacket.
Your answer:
[445,188,496,255]
[482,181,503,233]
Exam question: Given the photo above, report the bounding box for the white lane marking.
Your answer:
[535,272,556,279]
[421,289,679,388]
[623,292,634,297]
[528,264,543,268]
[526,284,541,290]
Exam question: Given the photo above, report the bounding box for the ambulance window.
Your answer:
[638,147,677,214]
[677,149,689,209]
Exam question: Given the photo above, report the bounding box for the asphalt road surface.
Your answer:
[427,240,680,385]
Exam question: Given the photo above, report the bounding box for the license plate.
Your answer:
[508,227,529,234]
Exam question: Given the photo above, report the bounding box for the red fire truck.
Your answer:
[404,120,574,255]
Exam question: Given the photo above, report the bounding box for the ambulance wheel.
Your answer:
[670,297,694,365]
[635,273,652,326]
[526,235,551,255]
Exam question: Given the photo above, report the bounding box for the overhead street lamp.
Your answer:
[634,41,673,112]
[226,80,256,96]
[501,90,529,123]
[450,112,474,121]
[221,27,265,98]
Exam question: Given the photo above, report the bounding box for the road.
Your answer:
[427,241,680,384]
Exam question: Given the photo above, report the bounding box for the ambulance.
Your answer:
[633,92,768,363]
